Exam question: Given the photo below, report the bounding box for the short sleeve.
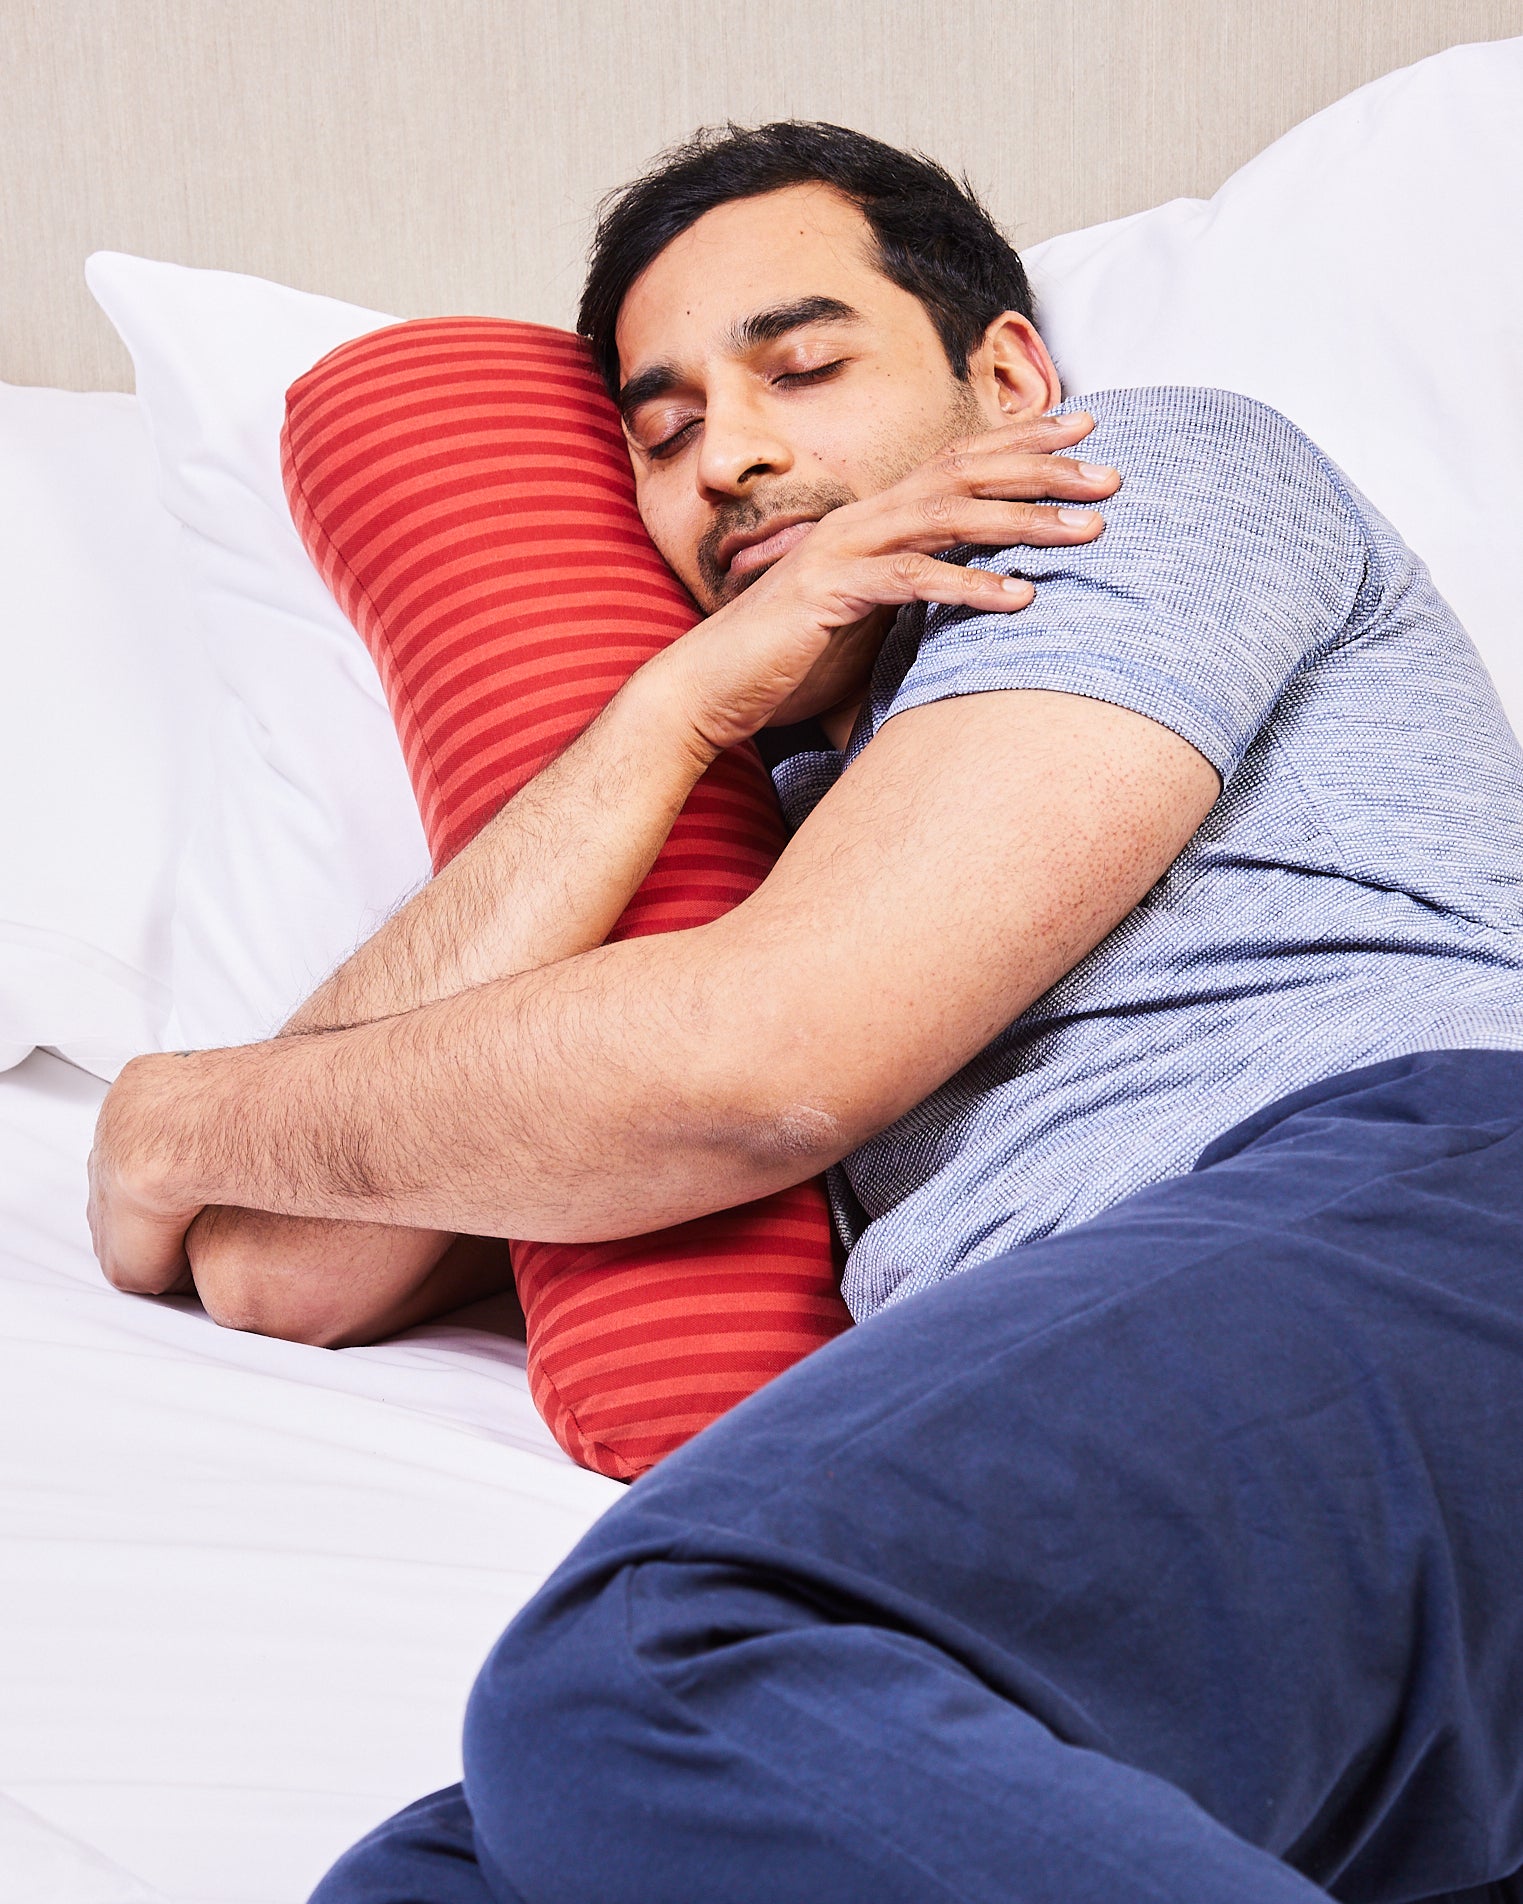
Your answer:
[880,388,1370,781]
[770,744,844,834]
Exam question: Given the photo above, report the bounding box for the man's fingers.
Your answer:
[817,492,1104,569]
[95,1201,194,1296]
[881,493,1106,553]
[871,551,1036,612]
[953,451,1121,502]
[939,409,1097,463]
[924,442,1119,502]
[88,1156,199,1296]
[819,419,1118,559]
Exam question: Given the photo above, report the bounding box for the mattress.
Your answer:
[0,1048,619,1903]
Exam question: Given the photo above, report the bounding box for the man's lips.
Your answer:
[721,516,819,580]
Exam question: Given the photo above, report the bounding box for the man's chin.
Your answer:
[713,560,774,607]
[692,556,777,612]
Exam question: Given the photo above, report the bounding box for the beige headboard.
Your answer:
[8,0,1523,393]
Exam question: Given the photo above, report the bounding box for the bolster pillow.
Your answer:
[280,316,851,1480]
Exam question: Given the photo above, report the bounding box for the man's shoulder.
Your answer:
[1058,385,1354,504]
[1034,385,1371,590]
[1058,382,1314,447]
[889,385,1381,781]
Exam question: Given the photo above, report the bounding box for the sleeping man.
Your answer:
[90,123,1523,1900]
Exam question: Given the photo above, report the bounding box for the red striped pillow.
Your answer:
[281,316,851,1480]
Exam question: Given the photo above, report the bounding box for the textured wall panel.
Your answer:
[4,0,1521,390]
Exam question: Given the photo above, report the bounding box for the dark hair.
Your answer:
[578,121,1034,400]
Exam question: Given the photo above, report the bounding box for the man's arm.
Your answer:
[280,663,721,1038]
[93,684,1217,1289]
[181,662,724,1344]
[156,409,1121,1341]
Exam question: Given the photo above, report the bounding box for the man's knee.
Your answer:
[462,1530,836,1901]
[463,1548,663,1891]
[308,1786,499,1904]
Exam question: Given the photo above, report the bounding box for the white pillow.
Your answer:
[85,36,1523,1061]
[0,382,207,1079]
[1024,34,1523,726]
[83,255,431,1052]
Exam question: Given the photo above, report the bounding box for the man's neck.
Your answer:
[820,699,862,750]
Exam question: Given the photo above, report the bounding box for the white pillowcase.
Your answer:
[83,256,430,1053]
[1024,34,1523,726]
[0,382,207,1079]
[84,36,1523,1063]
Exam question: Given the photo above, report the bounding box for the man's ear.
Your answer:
[974,312,1063,419]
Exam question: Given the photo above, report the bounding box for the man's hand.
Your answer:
[654,410,1120,755]
[88,1054,206,1298]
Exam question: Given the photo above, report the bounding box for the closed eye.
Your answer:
[646,419,699,462]
[645,360,848,460]
[775,360,846,387]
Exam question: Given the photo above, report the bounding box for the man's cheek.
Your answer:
[636,498,705,602]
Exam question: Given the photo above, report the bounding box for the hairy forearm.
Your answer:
[182,1203,522,1345]
[98,689,1219,1321]
[285,656,716,1036]
[185,649,718,1338]
[131,924,812,1247]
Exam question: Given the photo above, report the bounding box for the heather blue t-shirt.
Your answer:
[772,387,1523,1321]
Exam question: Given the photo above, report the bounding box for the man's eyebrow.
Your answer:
[726,295,864,353]
[616,296,864,422]
[617,363,683,422]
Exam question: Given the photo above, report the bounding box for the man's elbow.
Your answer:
[188,1213,352,1348]
[701,1075,850,1192]
[744,1098,846,1177]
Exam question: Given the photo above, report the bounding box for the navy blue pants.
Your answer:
[313,1052,1523,1903]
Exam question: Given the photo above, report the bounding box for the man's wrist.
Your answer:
[108,1048,228,1211]
[623,639,728,778]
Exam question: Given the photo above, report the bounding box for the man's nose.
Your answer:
[694,390,794,497]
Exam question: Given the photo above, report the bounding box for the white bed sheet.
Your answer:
[0,1050,620,1904]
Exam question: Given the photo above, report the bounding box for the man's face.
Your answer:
[614,184,1004,613]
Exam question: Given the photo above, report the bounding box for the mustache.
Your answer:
[696,482,857,603]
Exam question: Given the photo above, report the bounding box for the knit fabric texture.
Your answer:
[772,387,1523,1319]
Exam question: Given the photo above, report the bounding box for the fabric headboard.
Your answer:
[8,0,1523,393]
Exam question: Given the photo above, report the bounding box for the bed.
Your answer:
[0,1051,619,1902]
[4,7,1523,1900]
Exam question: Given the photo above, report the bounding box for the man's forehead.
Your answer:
[613,185,882,382]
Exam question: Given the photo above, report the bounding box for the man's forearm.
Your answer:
[112,686,1216,1261]
[123,921,802,1250]
[285,655,718,1036]
[179,647,721,1341]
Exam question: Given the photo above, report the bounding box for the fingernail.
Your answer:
[1079,463,1115,481]
[1001,575,1029,593]
[1057,507,1099,528]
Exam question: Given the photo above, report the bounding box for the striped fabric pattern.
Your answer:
[281,316,849,1480]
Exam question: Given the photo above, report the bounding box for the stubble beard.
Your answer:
[692,375,989,611]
